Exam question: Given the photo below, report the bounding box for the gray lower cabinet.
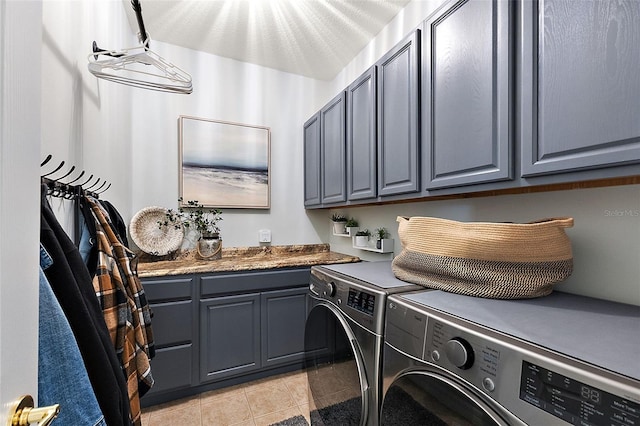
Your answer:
[423,0,512,189]
[303,113,322,207]
[200,293,261,383]
[261,287,308,367]
[377,29,421,196]
[520,0,640,176]
[143,276,196,397]
[320,92,347,204]
[140,268,310,406]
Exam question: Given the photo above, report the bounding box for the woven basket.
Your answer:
[392,216,574,299]
[130,206,185,256]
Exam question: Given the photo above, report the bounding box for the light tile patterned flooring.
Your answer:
[141,369,311,426]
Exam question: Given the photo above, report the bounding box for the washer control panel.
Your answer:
[426,318,502,392]
[419,311,640,425]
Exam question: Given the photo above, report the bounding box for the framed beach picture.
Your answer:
[179,116,271,209]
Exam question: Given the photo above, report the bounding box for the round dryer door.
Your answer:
[381,373,511,426]
[304,304,369,426]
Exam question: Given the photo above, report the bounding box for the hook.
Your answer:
[63,186,77,200]
[63,170,85,185]
[92,41,124,60]
[78,174,94,187]
[41,161,65,178]
[40,155,52,167]
[85,178,101,190]
[96,182,112,194]
[50,182,63,198]
[55,165,76,182]
[93,181,108,192]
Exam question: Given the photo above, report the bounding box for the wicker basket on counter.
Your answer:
[392,216,574,299]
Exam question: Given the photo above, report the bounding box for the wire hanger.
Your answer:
[87,0,193,95]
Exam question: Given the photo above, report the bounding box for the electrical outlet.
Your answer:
[258,229,271,243]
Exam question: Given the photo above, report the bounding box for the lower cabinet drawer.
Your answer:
[148,344,192,395]
[150,300,192,347]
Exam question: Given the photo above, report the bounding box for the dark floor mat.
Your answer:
[381,385,447,426]
[269,414,309,426]
[310,396,361,425]
[306,386,447,425]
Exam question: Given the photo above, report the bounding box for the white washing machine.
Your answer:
[304,261,425,426]
[381,290,640,425]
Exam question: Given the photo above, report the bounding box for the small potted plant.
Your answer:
[160,198,223,259]
[354,229,370,247]
[345,217,359,236]
[331,213,348,234]
[375,227,389,249]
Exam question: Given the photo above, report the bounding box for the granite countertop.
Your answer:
[136,244,360,278]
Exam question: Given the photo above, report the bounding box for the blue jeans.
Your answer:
[39,244,106,426]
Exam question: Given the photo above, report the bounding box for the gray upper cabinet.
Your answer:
[423,0,512,190]
[377,30,421,196]
[320,92,347,204]
[520,0,640,176]
[303,113,321,207]
[347,66,377,200]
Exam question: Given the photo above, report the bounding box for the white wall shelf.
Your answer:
[352,238,394,253]
[332,227,360,237]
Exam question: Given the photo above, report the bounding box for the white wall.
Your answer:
[41,0,135,237]
[129,42,332,247]
[1,0,42,412]
[40,1,333,247]
[328,0,448,99]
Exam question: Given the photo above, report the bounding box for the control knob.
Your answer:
[323,281,336,297]
[445,337,474,370]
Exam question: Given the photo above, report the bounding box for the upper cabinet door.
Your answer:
[347,66,377,201]
[377,30,421,197]
[321,92,347,204]
[303,113,321,207]
[423,0,513,190]
[520,0,640,176]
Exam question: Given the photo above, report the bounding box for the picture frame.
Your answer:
[179,115,271,209]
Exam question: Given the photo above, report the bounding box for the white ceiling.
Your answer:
[124,0,411,81]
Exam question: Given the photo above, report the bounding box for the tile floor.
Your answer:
[141,369,311,426]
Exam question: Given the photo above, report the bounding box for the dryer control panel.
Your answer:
[310,266,387,334]
[520,361,640,426]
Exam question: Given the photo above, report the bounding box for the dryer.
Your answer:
[304,261,424,426]
[381,290,640,425]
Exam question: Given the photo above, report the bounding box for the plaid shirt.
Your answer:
[87,197,154,426]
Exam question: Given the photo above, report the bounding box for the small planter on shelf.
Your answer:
[354,229,370,247]
[374,227,389,250]
[331,214,347,235]
[345,218,359,237]
[375,238,394,253]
